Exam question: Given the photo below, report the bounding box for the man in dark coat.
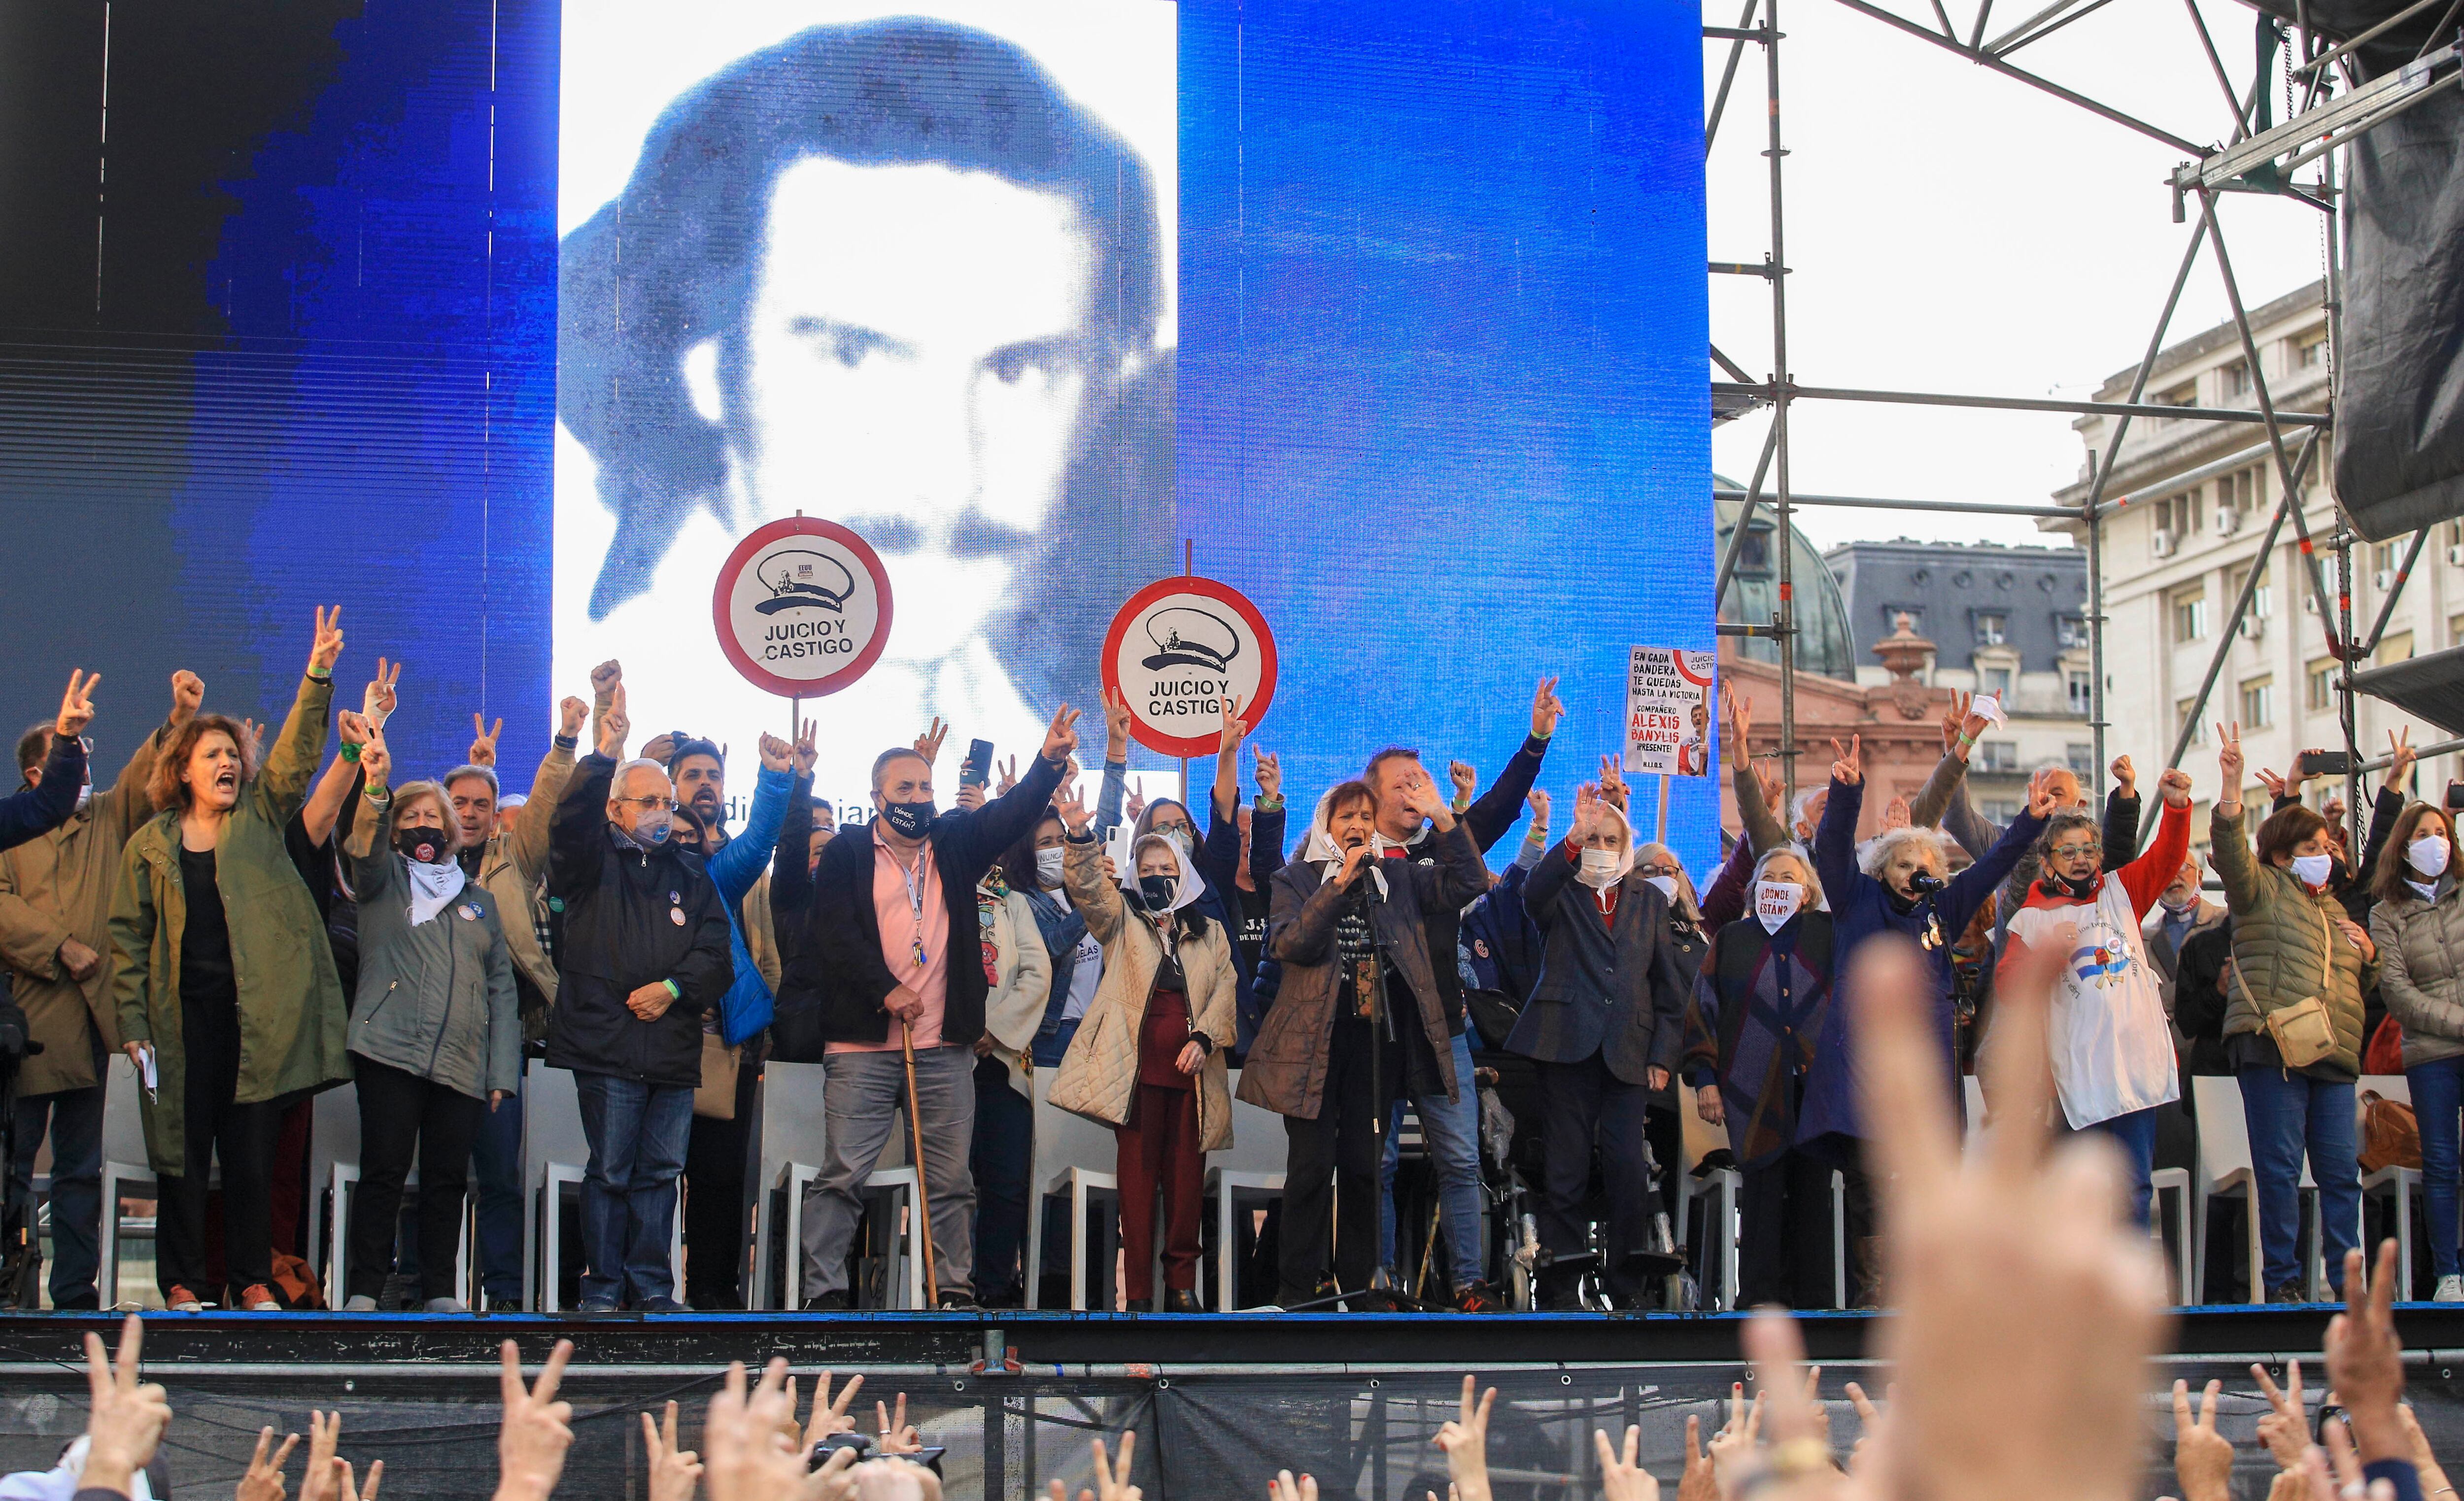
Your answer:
[780,704,1079,1309]
[546,693,735,1313]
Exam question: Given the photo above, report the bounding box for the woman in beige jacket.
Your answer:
[1047,782,1238,1311]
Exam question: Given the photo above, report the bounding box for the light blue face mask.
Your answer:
[633,809,672,846]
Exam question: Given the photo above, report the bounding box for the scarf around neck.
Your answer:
[405,856,468,927]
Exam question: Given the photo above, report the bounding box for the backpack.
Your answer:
[2358,1089,2422,1176]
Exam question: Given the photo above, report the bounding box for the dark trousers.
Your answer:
[8,1085,104,1308]
[1116,1084,1202,1302]
[1279,1016,1381,1305]
[683,1046,762,1307]
[159,994,280,1302]
[348,1055,485,1304]
[1533,1052,1653,1300]
[1738,1148,1837,1310]
[970,1056,1033,1303]
[471,1083,524,1301]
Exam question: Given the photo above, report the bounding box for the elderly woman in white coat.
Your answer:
[1047,781,1238,1312]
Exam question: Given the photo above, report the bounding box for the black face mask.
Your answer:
[880,800,935,839]
[1137,873,1176,909]
[396,825,450,865]
[2053,869,2100,901]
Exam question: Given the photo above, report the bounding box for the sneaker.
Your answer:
[1453,1280,1505,1314]
[2267,1280,2309,1305]
[423,1296,470,1314]
[635,1296,688,1313]
[486,1298,525,1314]
[801,1291,851,1312]
[238,1284,282,1311]
[2435,1275,2464,1304]
[933,1289,981,1312]
[575,1296,622,1314]
[342,1295,380,1313]
[164,1286,206,1314]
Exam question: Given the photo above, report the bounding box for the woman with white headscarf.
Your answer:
[1503,781,1689,1309]
[1047,781,1239,1312]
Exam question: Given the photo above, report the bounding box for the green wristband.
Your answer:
[663,978,681,1001]
[340,741,361,763]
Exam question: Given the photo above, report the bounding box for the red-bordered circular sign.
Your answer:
[1099,577,1278,757]
[710,517,894,698]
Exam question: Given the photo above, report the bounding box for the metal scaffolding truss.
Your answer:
[1707,0,2459,849]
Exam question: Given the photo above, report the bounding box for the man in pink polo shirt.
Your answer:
[787,703,1080,1308]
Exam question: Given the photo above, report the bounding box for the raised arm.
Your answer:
[1724,685,1787,857]
[2115,769,2193,918]
[1813,738,1866,900]
[340,723,396,901]
[944,708,1074,878]
[254,609,343,826]
[1055,780,1124,946]
[2101,755,2144,868]
[1249,751,1288,884]
[1698,830,1757,932]
[509,696,587,885]
[1094,690,1132,837]
[1461,674,1563,854]
[548,752,618,901]
[2208,722,2263,916]
[298,711,375,850]
[1942,769,2054,935]
[97,672,194,832]
[708,749,795,902]
[0,676,93,855]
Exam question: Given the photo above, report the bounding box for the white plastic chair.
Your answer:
[98,1055,165,1307]
[2357,1074,2420,1301]
[1024,1068,1123,1310]
[2150,1166,2194,1305]
[325,1160,472,1307]
[750,1060,829,1310]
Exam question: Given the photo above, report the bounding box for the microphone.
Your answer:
[1908,871,1946,896]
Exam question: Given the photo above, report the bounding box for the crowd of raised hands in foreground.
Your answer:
[53,935,2452,1501]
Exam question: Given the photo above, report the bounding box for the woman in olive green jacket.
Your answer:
[108,609,353,1312]
[2208,722,2375,1302]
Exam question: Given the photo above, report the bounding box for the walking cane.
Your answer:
[900,1019,941,1307]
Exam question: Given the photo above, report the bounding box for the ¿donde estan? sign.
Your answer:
[711,517,894,698]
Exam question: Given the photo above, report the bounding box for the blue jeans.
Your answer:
[8,1086,104,1309]
[471,1083,525,1302]
[1377,1031,1485,1291]
[2409,1057,2464,1279]
[2089,1106,2160,1229]
[2238,1068,2361,1292]
[571,1073,694,1307]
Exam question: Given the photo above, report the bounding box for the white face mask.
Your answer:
[2411,835,2452,879]
[2158,892,2196,914]
[1754,880,1803,934]
[1034,847,1066,887]
[1578,847,1621,883]
[1643,873,1678,901]
[2290,852,2335,888]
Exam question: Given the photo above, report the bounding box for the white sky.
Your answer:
[1704,0,2330,554]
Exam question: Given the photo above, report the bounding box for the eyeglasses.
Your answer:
[617,795,677,813]
[1639,864,1681,878]
[2048,843,2098,860]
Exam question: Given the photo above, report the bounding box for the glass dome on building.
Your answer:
[1714,484,1857,681]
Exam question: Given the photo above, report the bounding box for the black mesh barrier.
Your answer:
[0,1359,2461,1500]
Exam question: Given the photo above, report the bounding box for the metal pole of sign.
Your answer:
[1655,774,1671,845]
[1179,539,1194,811]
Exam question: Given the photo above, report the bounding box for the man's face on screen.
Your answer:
[721,157,1095,662]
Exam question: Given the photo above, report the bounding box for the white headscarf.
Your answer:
[0,1437,155,1501]
[1574,801,1638,890]
[1301,786,1388,900]
[1123,831,1204,915]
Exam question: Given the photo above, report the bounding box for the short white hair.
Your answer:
[1750,843,1825,908]
[611,758,673,799]
[1790,789,1824,827]
[1858,824,1948,879]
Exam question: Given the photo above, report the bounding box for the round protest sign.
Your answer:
[710,517,893,698]
[1100,577,1278,757]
